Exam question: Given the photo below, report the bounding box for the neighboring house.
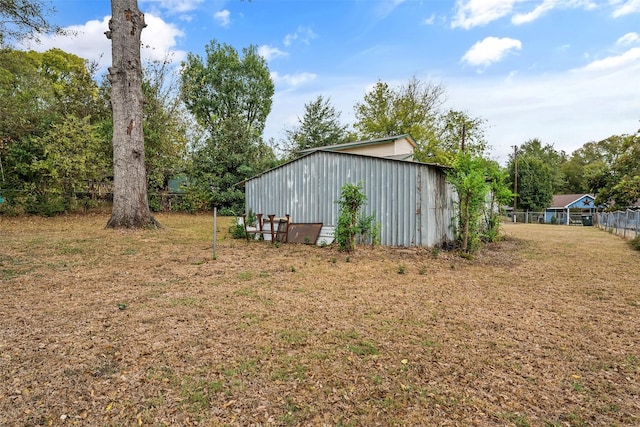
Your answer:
[242,135,456,247]
[298,134,418,161]
[545,194,597,225]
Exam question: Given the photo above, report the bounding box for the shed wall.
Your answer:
[244,152,455,247]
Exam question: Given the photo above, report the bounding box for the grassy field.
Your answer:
[1,213,639,426]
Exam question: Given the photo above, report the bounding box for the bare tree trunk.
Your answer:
[105,0,159,228]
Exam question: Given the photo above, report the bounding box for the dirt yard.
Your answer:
[1,213,638,426]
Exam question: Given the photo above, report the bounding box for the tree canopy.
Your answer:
[353,77,444,144]
[180,40,276,214]
[415,109,488,165]
[0,47,109,214]
[284,95,348,157]
[592,131,640,208]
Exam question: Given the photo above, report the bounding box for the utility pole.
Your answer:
[513,145,518,223]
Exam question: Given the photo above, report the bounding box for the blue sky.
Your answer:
[19,0,640,163]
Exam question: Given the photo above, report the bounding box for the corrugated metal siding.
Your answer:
[244,151,456,247]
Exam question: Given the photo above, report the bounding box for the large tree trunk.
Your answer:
[105,0,159,228]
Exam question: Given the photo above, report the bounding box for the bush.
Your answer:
[229,224,246,239]
[148,195,161,212]
[630,236,640,251]
[335,182,367,252]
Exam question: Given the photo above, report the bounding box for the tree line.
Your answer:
[1,1,638,248]
[1,42,637,212]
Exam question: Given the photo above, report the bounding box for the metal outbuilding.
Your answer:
[242,148,456,248]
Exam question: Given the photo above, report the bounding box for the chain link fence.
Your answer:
[596,210,640,239]
[507,212,546,224]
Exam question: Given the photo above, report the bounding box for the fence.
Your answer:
[507,212,545,224]
[596,210,640,239]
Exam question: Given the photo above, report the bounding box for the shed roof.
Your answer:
[297,134,417,155]
[240,147,447,186]
[549,194,595,209]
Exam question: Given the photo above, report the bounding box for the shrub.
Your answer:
[229,224,246,239]
[335,182,367,252]
[630,236,640,251]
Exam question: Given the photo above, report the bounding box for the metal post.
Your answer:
[513,146,517,223]
[212,207,217,260]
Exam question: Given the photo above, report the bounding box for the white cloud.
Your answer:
[577,47,640,72]
[423,14,436,25]
[452,0,598,28]
[258,45,288,61]
[283,33,297,47]
[142,14,186,62]
[513,0,597,24]
[271,71,317,87]
[141,0,204,13]
[462,37,522,67]
[445,49,640,163]
[617,32,640,46]
[19,14,186,75]
[612,0,640,17]
[283,26,317,47]
[214,10,231,27]
[18,16,111,70]
[511,0,556,24]
[451,0,516,29]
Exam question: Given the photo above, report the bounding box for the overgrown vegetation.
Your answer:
[446,153,512,254]
[334,182,379,252]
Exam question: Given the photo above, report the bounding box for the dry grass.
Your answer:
[1,213,639,426]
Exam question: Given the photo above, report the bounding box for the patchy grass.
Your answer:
[0,214,639,426]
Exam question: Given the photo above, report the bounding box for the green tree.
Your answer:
[446,152,490,253]
[353,77,444,145]
[562,135,625,202]
[595,131,640,208]
[415,109,488,165]
[28,115,109,214]
[180,39,275,213]
[141,57,189,206]
[515,138,566,193]
[484,161,513,241]
[511,155,553,212]
[284,95,348,156]
[0,48,106,214]
[0,48,97,146]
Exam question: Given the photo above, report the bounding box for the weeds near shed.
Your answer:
[229,224,246,239]
[335,182,367,252]
[431,246,440,258]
